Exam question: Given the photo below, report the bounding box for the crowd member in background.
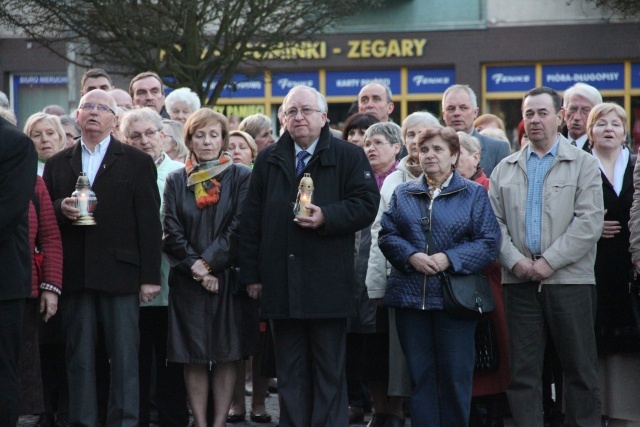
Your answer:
[0,90,9,108]
[366,112,439,426]
[0,107,16,124]
[473,114,505,132]
[42,105,65,117]
[165,88,201,124]
[442,84,509,177]
[18,174,63,426]
[341,113,379,147]
[228,114,240,131]
[517,120,529,148]
[163,109,259,427]
[479,127,510,146]
[130,71,168,118]
[358,82,394,123]
[162,119,189,163]
[379,125,500,426]
[226,129,268,424]
[0,112,37,427]
[563,82,602,152]
[592,103,640,424]
[80,68,112,97]
[23,113,66,176]
[338,112,380,424]
[109,88,134,111]
[238,114,275,151]
[456,132,510,426]
[359,122,405,427]
[228,130,257,167]
[121,107,189,427]
[227,119,273,424]
[60,116,81,148]
[240,85,379,426]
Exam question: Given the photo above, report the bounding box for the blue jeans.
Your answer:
[395,308,477,427]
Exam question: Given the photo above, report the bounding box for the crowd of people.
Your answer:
[0,66,639,427]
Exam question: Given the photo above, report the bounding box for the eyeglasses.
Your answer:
[363,140,392,149]
[284,107,322,118]
[128,129,160,143]
[79,102,115,115]
[567,106,591,116]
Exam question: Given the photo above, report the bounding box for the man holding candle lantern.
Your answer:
[42,89,162,427]
[240,85,380,427]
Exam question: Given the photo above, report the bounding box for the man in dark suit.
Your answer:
[442,84,510,177]
[43,89,162,427]
[0,116,37,426]
[563,82,602,152]
[240,85,380,427]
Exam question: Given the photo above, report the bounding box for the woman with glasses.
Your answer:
[163,108,259,427]
[378,125,500,426]
[121,107,189,427]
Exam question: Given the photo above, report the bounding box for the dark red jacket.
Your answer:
[29,176,63,297]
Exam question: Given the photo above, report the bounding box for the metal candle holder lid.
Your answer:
[298,173,314,190]
[75,172,91,190]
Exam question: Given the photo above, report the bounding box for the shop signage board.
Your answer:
[542,63,624,91]
[271,71,320,97]
[407,68,455,94]
[486,65,535,93]
[325,69,401,97]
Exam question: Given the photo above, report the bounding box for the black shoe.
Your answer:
[383,414,405,427]
[367,413,387,427]
[227,411,246,423]
[34,413,55,427]
[250,411,272,424]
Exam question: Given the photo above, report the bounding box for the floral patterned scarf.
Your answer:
[185,152,233,208]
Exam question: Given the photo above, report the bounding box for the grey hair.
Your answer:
[60,115,81,134]
[0,91,9,109]
[442,84,478,109]
[238,114,273,139]
[165,87,201,112]
[364,121,403,146]
[162,119,189,159]
[457,131,482,157]
[283,85,328,113]
[120,107,163,137]
[0,107,16,125]
[401,112,440,140]
[563,82,602,107]
[23,113,67,151]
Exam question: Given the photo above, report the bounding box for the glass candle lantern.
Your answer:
[293,173,314,217]
[71,172,97,225]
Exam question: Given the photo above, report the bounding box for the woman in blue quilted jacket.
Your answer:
[378,125,500,426]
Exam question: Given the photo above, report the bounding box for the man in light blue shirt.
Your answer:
[489,86,603,427]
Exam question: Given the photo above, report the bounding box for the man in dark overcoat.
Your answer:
[43,89,162,427]
[0,115,37,426]
[240,85,380,426]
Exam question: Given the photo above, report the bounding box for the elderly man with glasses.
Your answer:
[240,85,380,427]
[43,89,162,427]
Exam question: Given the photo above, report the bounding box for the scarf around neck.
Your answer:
[185,152,233,208]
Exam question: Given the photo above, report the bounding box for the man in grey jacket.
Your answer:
[442,84,509,177]
[489,86,603,427]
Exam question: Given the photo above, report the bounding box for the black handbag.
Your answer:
[440,271,496,320]
[419,197,496,320]
[474,317,500,371]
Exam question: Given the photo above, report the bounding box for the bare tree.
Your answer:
[0,0,381,104]
[586,0,640,16]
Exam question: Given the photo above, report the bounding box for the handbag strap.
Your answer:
[419,197,435,256]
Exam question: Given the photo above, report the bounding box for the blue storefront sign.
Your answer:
[325,70,401,97]
[215,74,265,98]
[271,71,319,97]
[542,63,624,91]
[632,62,640,89]
[407,68,455,94]
[17,75,68,85]
[486,65,535,93]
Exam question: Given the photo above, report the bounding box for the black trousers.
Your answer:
[139,306,188,427]
[0,298,25,427]
[271,318,348,427]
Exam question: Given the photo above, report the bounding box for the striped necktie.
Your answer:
[296,150,310,177]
